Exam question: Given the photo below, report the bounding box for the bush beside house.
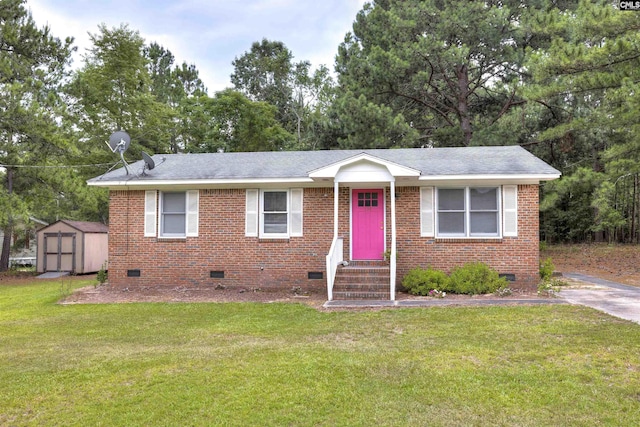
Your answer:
[402,262,508,296]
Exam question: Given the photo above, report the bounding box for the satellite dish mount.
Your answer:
[105,130,132,175]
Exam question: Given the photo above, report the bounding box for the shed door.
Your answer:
[44,232,76,272]
[352,189,384,260]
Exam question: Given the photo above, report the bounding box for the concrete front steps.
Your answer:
[332,260,391,300]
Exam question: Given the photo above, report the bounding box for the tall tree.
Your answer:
[68,24,173,162]
[145,42,182,104]
[287,62,335,149]
[0,0,73,271]
[182,89,293,153]
[174,62,207,98]
[231,39,294,125]
[231,38,333,149]
[144,42,207,153]
[528,0,640,242]
[333,0,574,148]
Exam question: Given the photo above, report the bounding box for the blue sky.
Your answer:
[27,0,366,93]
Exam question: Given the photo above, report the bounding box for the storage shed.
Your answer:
[36,220,108,274]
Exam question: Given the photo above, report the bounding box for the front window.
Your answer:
[246,189,302,238]
[438,189,466,235]
[469,187,499,235]
[263,191,288,235]
[437,187,500,237]
[161,192,186,237]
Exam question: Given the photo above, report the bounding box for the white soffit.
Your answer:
[309,153,421,180]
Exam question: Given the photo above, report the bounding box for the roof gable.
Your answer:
[309,153,421,181]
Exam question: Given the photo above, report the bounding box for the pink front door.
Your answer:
[352,189,384,260]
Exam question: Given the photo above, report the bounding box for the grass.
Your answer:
[1,280,640,426]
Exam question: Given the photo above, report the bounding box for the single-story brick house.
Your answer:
[87,146,560,300]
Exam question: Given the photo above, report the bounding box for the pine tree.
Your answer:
[529,0,640,242]
[0,0,73,270]
[333,0,576,148]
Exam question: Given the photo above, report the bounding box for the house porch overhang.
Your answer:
[308,152,421,183]
[319,154,406,301]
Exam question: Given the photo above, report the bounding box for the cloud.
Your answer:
[26,0,366,92]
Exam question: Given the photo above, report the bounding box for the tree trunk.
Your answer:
[591,139,605,242]
[629,174,638,243]
[456,64,472,146]
[170,133,179,154]
[0,168,14,272]
[0,225,11,272]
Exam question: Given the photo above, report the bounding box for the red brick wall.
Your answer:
[393,185,540,290]
[108,185,540,292]
[108,188,336,291]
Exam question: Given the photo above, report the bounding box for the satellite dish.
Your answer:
[142,151,155,172]
[104,130,132,175]
[107,130,131,153]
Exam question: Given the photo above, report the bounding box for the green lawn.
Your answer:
[1,280,640,426]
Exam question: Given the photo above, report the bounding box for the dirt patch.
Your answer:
[542,244,640,287]
[61,284,329,308]
[59,283,545,308]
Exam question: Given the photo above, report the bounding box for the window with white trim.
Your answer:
[263,191,288,235]
[245,189,303,238]
[436,187,500,237]
[158,190,199,238]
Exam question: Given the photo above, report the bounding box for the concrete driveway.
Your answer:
[561,273,640,324]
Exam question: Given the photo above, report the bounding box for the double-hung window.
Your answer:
[437,187,500,237]
[245,189,303,238]
[145,190,198,238]
[161,192,187,237]
[263,191,288,235]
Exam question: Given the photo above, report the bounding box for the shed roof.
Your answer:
[87,146,560,186]
[64,221,108,233]
[41,220,109,234]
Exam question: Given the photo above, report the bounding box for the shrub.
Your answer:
[448,262,507,295]
[402,267,450,296]
[539,257,555,280]
[96,263,108,288]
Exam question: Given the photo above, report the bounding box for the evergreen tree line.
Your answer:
[1,0,639,269]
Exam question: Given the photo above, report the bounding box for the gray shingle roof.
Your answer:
[60,220,109,233]
[88,146,560,184]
